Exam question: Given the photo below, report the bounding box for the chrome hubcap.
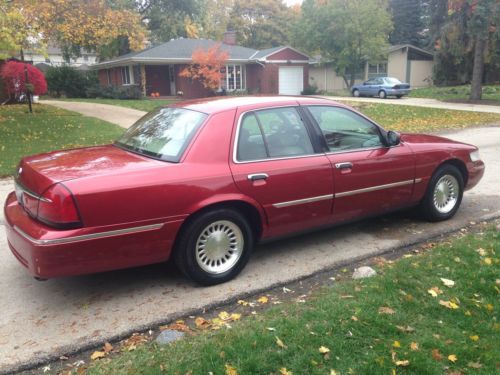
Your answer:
[195,220,244,274]
[433,175,459,214]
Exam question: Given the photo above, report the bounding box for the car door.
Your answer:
[305,105,416,223]
[359,79,375,96]
[230,106,334,238]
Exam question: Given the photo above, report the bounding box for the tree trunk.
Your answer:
[349,67,355,88]
[470,36,486,101]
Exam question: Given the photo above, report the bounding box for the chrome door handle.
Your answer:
[335,162,353,169]
[247,173,269,181]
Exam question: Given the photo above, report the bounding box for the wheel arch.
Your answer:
[437,158,468,186]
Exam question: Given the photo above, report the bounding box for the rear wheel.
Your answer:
[174,208,254,285]
[352,89,360,97]
[418,164,464,221]
[378,90,387,99]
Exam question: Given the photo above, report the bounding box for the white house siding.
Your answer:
[409,60,434,87]
[309,66,350,92]
[387,49,408,83]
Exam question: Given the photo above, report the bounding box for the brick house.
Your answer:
[93,33,312,99]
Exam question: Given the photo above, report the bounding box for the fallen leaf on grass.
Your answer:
[279,367,293,375]
[257,296,269,304]
[319,346,330,354]
[103,342,113,353]
[439,300,459,309]
[351,316,358,321]
[396,325,415,333]
[440,278,455,288]
[448,354,458,362]
[90,351,105,360]
[392,341,401,348]
[379,306,395,314]
[219,311,231,321]
[432,349,443,361]
[225,364,238,375]
[195,317,211,329]
[276,336,287,349]
[467,361,482,369]
[469,335,479,341]
[476,247,487,256]
[267,327,276,331]
[330,370,338,375]
[237,300,249,306]
[428,286,443,297]
[483,257,492,265]
[395,360,410,366]
[161,322,191,333]
[410,342,419,351]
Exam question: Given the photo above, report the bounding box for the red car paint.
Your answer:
[4,97,485,279]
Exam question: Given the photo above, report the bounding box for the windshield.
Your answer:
[115,107,207,162]
[384,77,402,85]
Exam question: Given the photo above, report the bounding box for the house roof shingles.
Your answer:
[94,38,311,68]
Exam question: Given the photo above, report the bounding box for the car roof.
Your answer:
[167,96,344,114]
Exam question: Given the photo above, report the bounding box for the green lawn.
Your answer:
[46,98,178,112]
[0,104,124,177]
[410,85,500,102]
[86,225,499,374]
[340,101,500,133]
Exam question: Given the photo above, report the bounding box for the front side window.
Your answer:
[121,66,131,85]
[307,106,383,152]
[116,108,207,162]
[237,107,314,162]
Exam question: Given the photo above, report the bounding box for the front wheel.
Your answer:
[418,164,464,222]
[174,209,254,285]
[352,89,360,97]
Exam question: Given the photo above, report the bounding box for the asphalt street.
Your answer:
[0,126,499,373]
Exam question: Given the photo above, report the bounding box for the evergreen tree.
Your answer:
[389,0,425,47]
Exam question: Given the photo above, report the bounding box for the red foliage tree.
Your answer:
[0,61,47,101]
[180,45,229,91]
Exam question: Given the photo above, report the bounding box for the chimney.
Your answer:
[222,30,236,46]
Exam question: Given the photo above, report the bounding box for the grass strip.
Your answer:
[0,104,124,177]
[49,98,177,112]
[87,226,499,375]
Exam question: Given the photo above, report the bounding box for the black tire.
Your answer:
[418,164,464,222]
[396,95,403,99]
[352,89,360,97]
[173,208,254,285]
[378,90,387,99]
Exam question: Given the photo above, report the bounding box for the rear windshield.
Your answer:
[384,77,402,85]
[115,108,207,162]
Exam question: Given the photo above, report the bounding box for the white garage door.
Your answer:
[279,66,304,95]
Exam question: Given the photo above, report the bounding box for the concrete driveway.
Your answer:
[42,100,146,128]
[0,126,499,373]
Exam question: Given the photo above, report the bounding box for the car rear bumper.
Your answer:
[4,192,183,279]
[386,88,411,96]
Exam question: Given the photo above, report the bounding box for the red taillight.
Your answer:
[38,184,82,228]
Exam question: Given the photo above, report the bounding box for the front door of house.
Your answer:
[146,65,170,96]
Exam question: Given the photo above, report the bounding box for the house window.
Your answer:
[221,64,246,91]
[106,69,112,85]
[368,63,387,78]
[121,66,131,85]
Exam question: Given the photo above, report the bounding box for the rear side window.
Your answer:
[307,106,383,152]
[236,107,314,162]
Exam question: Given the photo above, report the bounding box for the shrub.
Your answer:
[301,85,318,95]
[86,84,142,99]
[0,61,47,102]
[45,66,98,98]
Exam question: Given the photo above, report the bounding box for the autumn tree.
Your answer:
[180,45,229,91]
[2,0,147,60]
[227,0,295,49]
[1,61,47,102]
[293,0,392,88]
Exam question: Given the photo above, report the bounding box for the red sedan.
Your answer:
[4,97,484,285]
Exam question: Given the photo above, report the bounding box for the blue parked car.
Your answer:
[351,77,411,99]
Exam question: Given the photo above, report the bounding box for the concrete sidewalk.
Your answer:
[322,96,500,114]
[42,100,146,128]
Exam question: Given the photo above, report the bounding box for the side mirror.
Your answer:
[386,130,401,146]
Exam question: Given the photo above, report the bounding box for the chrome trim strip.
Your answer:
[335,179,415,198]
[13,223,164,246]
[272,194,334,208]
[415,178,422,183]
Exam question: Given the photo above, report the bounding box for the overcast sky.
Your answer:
[284,0,303,6]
